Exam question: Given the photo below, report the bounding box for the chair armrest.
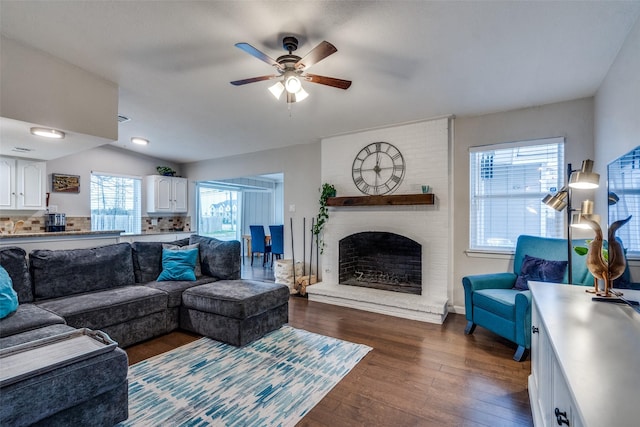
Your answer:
[515,290,532,348]
[461,272,517,321]
[462,272,517,292]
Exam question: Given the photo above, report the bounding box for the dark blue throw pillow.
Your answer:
[514,254,568,290]
[157,248,198,282]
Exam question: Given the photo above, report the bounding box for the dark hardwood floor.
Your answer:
[291,298,532,427]
[125,293,533,426]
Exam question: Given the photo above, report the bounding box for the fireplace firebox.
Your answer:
[338,232,422,295]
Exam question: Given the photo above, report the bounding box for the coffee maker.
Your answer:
[45,213,66,232]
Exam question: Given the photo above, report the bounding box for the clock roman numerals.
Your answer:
[352,142,405,196]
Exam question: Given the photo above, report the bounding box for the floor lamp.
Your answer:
[542,160,600,284]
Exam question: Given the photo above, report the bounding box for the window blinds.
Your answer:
[469,137,565,251]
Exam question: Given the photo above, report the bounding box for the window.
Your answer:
[469,137,564,251]
[608,147,640,256]
[91,172,141,234]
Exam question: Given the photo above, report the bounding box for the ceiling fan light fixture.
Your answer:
[268,81,285,99]
[294,87,309,102]
[284,74,302,93]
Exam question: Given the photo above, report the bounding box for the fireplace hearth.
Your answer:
[339,232,422,295]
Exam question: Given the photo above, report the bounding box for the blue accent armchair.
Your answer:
[462,235,593,361]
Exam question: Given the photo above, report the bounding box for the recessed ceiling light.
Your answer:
[131,137,149,145]
[30,127,65,139]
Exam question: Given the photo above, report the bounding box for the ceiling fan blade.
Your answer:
[230,75,278,86]
[235,43,283,70]
[295,41,337,70]
[305,74,352,90]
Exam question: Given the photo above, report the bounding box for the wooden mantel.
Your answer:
[326,193,434,207]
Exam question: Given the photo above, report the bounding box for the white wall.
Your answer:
[183,143,320,263]
[452,97,595,311]
[45,145,181,216]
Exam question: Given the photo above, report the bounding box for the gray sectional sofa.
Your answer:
[0,234,243,426]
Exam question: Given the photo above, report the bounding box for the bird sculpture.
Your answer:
[582,215,633,296]
[581,217,609,295]
[608,215,632,283]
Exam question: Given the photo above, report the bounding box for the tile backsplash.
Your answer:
[0,214,190,234]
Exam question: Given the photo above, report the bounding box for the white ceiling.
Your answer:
[1,1,639,164]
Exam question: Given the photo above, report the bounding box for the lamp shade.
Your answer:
[542,188,569,211]
[284,75,302,93]
[568,159,600,189]
[268,81,285,99]
[571,213,601,229]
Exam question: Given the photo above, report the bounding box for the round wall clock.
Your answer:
[352,142,405,195]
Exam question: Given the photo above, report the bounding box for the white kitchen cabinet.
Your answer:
[529,281,640,426]
[145,175,188,214]
[0,156,46,210]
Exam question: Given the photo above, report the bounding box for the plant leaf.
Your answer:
[574,246,589,256]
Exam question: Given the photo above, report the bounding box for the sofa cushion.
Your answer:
[189,235,241,280]
[0,324,75,349]
[131,239,193,283]
[0,303,66,338]
[182,280,289,319]
[514,254,568,290]
[473,288,519,320]
[145,276,217,307]
[157,247,198,281]
[0,266,18,319]
[30,243,135,300]
[36,285,168,330]
[0,247,33,303]
[131,241,164,283]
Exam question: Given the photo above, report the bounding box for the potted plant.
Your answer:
[312,183,336,253]
[156,166,176,176]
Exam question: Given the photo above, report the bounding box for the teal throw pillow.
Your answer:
[157,248,198,282]
[162,243,201,277]
[0,265,19,319]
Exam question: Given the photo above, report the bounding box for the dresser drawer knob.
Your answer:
[555,408,570,425]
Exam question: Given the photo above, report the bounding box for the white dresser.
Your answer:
[529,281,640,426]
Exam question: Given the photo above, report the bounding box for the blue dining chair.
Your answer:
[269,225,284,266]
[249,225,271,267]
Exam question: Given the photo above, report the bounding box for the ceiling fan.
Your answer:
[230,36,352,103]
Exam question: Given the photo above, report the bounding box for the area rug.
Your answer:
[119,325,371,426]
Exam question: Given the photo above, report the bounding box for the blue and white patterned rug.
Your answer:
[119,326,371,426]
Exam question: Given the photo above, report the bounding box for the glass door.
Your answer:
[197,185,240,240]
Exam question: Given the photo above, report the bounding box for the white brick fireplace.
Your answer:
[307,117,452,324]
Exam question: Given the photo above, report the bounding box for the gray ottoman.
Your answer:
[180,280,289,346]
